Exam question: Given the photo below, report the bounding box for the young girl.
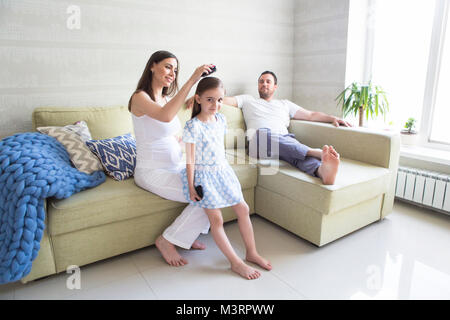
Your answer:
[181,77,272,280]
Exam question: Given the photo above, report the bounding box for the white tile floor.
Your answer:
[1,201,449,300]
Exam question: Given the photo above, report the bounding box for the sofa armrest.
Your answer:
[288,120,400,169]
[288,120,401,218]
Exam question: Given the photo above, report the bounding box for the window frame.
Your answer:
[364,0,450,151]
[420,0,450,150]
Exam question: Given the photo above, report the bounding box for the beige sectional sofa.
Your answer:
[21,104,399,283]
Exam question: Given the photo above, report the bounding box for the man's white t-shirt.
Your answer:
[235,95,301,138]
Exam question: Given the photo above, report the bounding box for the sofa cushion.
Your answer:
[225,152,258,190]
[86,133,137,181]
[257,157,390,215]
[47,177,185,236]
[32,106,133,140]
[47,158,257,236]
[37,124,103,174]
[38,120,93,142]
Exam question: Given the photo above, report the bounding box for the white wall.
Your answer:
[0,0,294,137]
[293,0,350,116]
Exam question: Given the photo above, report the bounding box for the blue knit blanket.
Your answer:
[0,132,106,284]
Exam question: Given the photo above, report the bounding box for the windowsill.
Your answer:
[400,144,450,167]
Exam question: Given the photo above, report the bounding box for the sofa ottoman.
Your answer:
[253,120,399,246]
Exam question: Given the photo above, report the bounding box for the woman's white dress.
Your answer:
[132,111,210,249]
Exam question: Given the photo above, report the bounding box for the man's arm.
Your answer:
[223,96,238,107]
[293,107,352,127]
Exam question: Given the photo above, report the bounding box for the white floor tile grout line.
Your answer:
[136,271,159,300]
[129,255,160,300]
[267,270,311,300]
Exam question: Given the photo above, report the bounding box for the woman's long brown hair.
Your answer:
[128,50,179,112]
[191,77,224,119]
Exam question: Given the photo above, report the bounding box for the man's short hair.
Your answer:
[259,71,277,85]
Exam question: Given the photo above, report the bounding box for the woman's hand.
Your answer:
[185,96,195,109]
[189,64,215,84]
[175,135,185,149]
[189,186,202,202]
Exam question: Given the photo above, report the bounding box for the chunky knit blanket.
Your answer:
[0,132,106,284]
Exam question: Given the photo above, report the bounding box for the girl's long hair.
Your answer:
[191,77,224,119]
[128,50,179,112]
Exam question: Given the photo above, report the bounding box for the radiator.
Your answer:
[395,166,450,215]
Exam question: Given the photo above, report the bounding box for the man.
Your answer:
[221,71,352,185]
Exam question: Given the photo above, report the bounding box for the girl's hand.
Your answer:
[189,64,215,84]
[189,187,202,202]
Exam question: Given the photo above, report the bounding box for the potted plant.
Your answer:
[335,81,389,127]
[400,117,419,145]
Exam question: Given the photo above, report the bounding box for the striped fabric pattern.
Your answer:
[37,122,103,174]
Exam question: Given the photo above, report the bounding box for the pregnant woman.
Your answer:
[129,50,214,266]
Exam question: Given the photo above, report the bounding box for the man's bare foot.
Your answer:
[231,260,261,280]
[246,252,272,271]
[328,145,339,158]
[191,240,206,250]
[306,147,323,160]
[317,145,340,185]
[155,235,188,267]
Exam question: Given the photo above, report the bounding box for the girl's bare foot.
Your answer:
[317,145,340,185]
[231,261,261,280]
[191,240,206,250]
[246,253,272,271]
[155,235,188,267]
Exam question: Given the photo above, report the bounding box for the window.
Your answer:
[429,7,450,145]
[371,0,435,133]
[348,0,450,150]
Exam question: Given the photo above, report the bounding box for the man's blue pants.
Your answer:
[251,128,321,177]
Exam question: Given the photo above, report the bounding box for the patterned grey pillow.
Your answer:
[67,120,92,142]
[37,122,103,174]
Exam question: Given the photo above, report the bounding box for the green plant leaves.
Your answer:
[335,81,389,122]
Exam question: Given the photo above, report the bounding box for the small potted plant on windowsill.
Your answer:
[335,81,389,127]
[401,117,419,145]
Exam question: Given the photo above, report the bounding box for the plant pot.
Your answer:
[400,130,419,146]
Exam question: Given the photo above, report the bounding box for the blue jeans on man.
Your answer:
[251,128,321,177]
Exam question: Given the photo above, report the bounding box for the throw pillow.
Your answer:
[37,122,103,174]
[85,133,136,181]
[70,120,92,142]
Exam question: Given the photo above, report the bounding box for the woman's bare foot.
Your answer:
[317,145,340,185]
[231,260,261,280]
[155,235,188,267]
[246,253,272,271]
[191,240,206,250]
